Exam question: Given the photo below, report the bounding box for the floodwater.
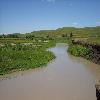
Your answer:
[0,43,100,100]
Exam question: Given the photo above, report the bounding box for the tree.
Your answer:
[70,32,73,38]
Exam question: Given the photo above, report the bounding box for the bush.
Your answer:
[68,45,90,57]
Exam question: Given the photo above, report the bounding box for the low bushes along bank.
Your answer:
[67,44,96,62]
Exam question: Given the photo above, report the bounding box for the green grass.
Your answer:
[68,44,91,57]
[87,37,100,45]
[0,40,56,75]
[0,38,31,43]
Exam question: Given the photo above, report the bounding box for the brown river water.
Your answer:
[0,43,100,100]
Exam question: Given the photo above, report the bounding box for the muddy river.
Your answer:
[0,43,100,100]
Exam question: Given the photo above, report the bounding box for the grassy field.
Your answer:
[0,39,57,75]
[87,37,100,45]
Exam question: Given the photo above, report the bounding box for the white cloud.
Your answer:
[73,22,78,26]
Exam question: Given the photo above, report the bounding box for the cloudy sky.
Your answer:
[0,0,100,33]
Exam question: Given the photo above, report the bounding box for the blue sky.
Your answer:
[0,0,100,34]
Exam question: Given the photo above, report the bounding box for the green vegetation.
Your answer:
[67,43,100,64]
[87,37,100,45]
[68,44,91,57]
[0,40,56,75]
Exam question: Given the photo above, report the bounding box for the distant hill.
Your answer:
[27,26,100,38]
[0,26,100,44]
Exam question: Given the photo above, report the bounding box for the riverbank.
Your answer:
[0,37,69,75]
[0,40,56,75]
[68,40,100,65]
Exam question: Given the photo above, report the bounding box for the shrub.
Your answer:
[68,45,90,57]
